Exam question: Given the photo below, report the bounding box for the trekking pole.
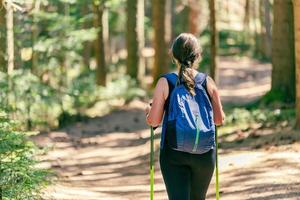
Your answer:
[215,126,220,200]
[150,126,155,200]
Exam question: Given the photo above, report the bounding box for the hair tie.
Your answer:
[180,60,191,67]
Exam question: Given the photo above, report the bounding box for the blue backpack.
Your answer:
[161,72,215,154]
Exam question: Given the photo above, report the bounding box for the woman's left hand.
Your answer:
[145,104,151,116]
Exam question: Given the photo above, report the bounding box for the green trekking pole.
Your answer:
[150,126,155,200]
[215,126,220,200]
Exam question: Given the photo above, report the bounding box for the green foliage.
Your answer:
[225,107,295,127]
[59,74,146,127]
[0,70,62,129]
[1,68,146,129]
[98,75,146,102]
[198,29,255,72]
[218,29,251,56]
[0,110,51,200]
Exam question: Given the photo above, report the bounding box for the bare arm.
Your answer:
[206,76,225,126]
[146,77,169,127]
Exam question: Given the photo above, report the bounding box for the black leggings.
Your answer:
[159,145,216,200]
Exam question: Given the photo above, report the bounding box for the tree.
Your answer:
[271,0,295,102]
[0,0,5,72]
[209,0,218,82]
[188,0,200,35]
[244,0,250,31]
[294,0,300,129]
[81,3,92,68]
[31,0,41,75]
[6,0,14,75]
[253,0,261,57]
[152,0,168,84]
[137,0,145,81]
[261,0,272,58]
[93,0,106,86]
[126,0,138,79]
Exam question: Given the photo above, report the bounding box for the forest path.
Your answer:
[32,57,300,200]
[35,107,300,200]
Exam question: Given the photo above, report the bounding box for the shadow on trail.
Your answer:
[33,107,168,199]
[63,108,149,137]
[218,127,299,153]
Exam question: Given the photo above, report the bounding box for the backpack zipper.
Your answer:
[192,115,200,152]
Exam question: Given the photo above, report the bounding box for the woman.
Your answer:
[145,33,225,200]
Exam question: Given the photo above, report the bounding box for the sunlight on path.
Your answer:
[36,126,300,200]
[218,57,271,104]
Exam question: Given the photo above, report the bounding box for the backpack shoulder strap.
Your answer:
[195,72,212,102]
[161,72,177,95]
[194,72,207,85]
[160,72,178,111]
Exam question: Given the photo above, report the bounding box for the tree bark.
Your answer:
[31,0,41,75]
[258,0,272,59]
[137,0,145,81]
[294,0,300,129]
[263,0,272,58]
[271,0,295,102]
[0,0,5,72]
[102,7,110,65]
[209,0,218,82]
[93,0,106,86]
[6,0,14,75]
[188,0,200,35]
[126,0,141,80]
[244,0,250,31]
[81,3,92,68]
[253,0,261,57]
[152,0,168,85]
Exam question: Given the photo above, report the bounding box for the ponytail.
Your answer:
[178,60,196,96]
[171,33,202,96]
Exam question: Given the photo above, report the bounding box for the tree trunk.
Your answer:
[271,0,295,102]
[137,0,145,81]
[102,7,110,65]
[294,0,300,129]
[176,3,189,36]
[6,0,14,75]
[81,3,92,68]
[209,0,218,82]
[263,0,272,58]
[31,0,41,75]
[258,0,272,59]
[165,0,172,43]
[126,0,139,79]
[93,0,106,86]
[165,0,172,69]
[244,0,250,31]
[188,0,200,35]
[0,0,5,72]
[152,0,168,85]
[253,0,261,57]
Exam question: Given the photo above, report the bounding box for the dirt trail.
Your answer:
[33,57,300,200]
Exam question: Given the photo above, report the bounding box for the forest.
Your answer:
[0,0,300,199]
